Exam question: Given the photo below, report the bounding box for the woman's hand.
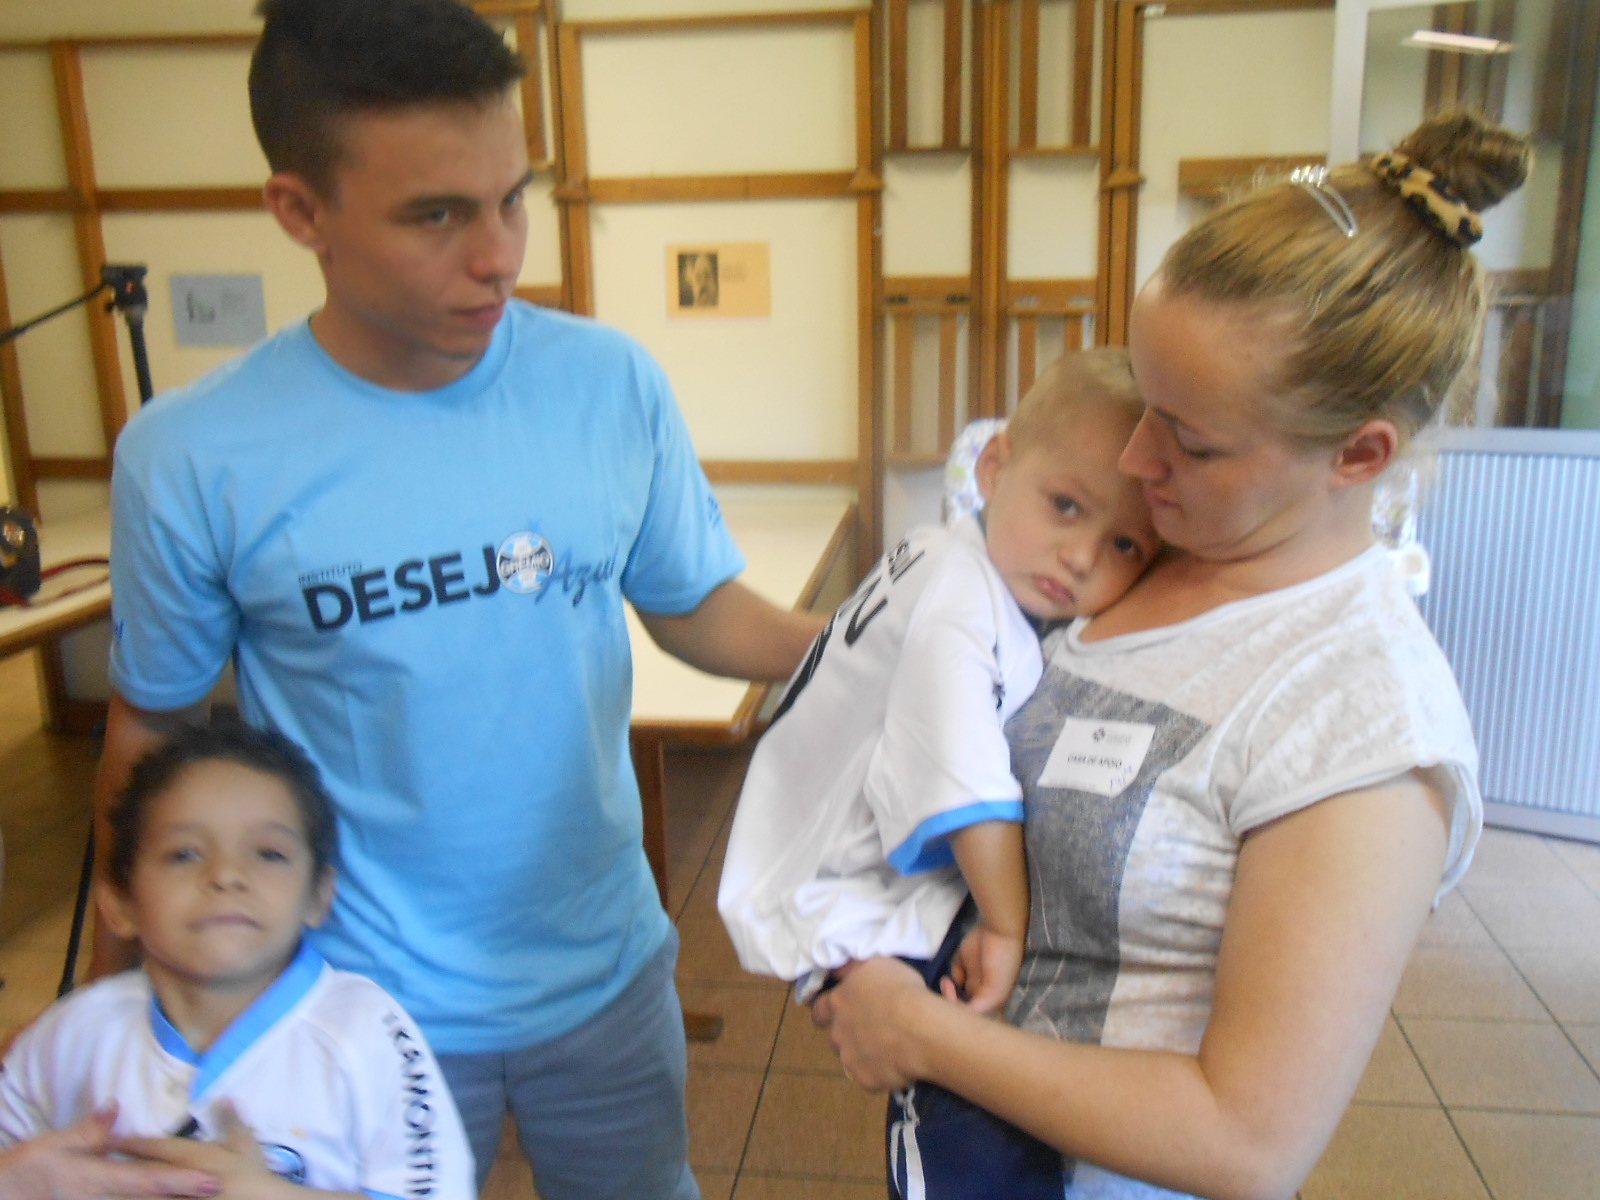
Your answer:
[0,1106,220,1200]
[811,958,941,1092]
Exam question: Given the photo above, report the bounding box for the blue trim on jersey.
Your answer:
[885,801,1025,875]
[364,1192,406,1200]
[146,942,326,1099]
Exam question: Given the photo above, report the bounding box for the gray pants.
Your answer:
[437,929,700,1200]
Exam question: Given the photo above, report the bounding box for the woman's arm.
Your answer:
[815,773,1451,1200]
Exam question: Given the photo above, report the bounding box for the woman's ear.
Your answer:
[975,433,1013,502]
[95,879,139,943]
[1331,418,1399,489]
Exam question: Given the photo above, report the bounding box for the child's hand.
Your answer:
[939,922,1023,1015]
[117,1102,341,1200]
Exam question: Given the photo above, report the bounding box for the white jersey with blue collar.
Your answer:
[719,517,1043,995]
[0,943,473,1200]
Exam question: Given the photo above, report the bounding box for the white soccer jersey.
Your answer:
[0,944,473,1200]
[719,517,1043,994]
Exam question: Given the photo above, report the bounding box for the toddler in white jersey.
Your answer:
[0,723,474,1200]
[720,349,1158,1014]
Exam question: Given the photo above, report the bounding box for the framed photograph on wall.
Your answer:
[666,242,771,318]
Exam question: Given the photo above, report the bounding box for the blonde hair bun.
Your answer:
[1393,110,1531,214]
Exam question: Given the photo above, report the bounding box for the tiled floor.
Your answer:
[3,648,1600,1198]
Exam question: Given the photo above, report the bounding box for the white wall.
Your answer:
[1137,8,1335,293]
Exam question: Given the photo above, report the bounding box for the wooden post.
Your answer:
[1096,0,1143,347]
[552,21,593,315]
[51,42,127,456]
[942,0,965,148]
[1018,0,1041,151]
[0,241,38,516]
[1073,0,1096,147]
[515,8,549,165]
[889,0,910,151]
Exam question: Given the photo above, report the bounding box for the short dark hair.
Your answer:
[249,0,526,193]
[109,721,339,893]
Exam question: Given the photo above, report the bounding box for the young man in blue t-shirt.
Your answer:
[91,2,823,1197]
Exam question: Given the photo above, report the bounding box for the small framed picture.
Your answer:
[666,242,771,318]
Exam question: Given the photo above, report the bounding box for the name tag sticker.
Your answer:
[1038,717,1156,797]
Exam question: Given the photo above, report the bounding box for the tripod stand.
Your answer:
[0,264,154,407]
[0,263,154,996]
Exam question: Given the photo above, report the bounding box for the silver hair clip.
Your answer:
[1289,165,1358,238]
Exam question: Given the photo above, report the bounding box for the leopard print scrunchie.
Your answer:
[1369,151,1483,248]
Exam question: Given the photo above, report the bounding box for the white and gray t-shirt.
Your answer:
[1003,545,1481,1200]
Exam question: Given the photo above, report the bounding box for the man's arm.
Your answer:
[637,580,825,682]
[87,692,208,977]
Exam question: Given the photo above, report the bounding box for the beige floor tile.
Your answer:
[662,747,746,919]
[1401,1017,1600,1112]
[708,819,732,866]
[1353,1016,1436,1105]
[1299,1103,1488,1200]
[1546,837,1600,895]
[734,1175,886,1199]
[1392,945,1547,1020]
[1566,1023,1600,1076]
[1414,889,1497,950]
[680,983,786,1070]
[678,868,727,926]
[1504,945,1600,1024]
[1464,827,1576,890]
[677,913,787,993]
[686,1066,765,1172]
[1451,1111,1600,1200]
[743,1074,887,1182]
[770,995,844,1075]
[1459,881,1600,955]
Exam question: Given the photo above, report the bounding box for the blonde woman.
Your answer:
[814,111,1529,1200]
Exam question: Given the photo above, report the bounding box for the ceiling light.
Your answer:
[1403,29,1514,55]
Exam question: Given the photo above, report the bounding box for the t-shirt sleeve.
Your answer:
[108,414,240,711]
[618,352,745,615]
[1224,628,1482,891]
[865,557,1027,876]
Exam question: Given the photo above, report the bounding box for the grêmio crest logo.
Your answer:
[300,532,616,632]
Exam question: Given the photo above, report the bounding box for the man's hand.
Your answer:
[940,923,1024,1016]
[0,1106,219,1200]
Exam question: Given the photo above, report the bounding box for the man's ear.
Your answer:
[262,173,331,252]
[95,879,139,943]
[306,866,337,928]
[975,432,1013,502]
[1332,418,1399,489]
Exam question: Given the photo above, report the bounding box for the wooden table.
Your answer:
[628,493,856,1040]
[0,510,113,661]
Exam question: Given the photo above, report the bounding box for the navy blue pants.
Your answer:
[885,901,1063,1200]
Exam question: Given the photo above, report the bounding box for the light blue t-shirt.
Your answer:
[110,303,744,1053]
